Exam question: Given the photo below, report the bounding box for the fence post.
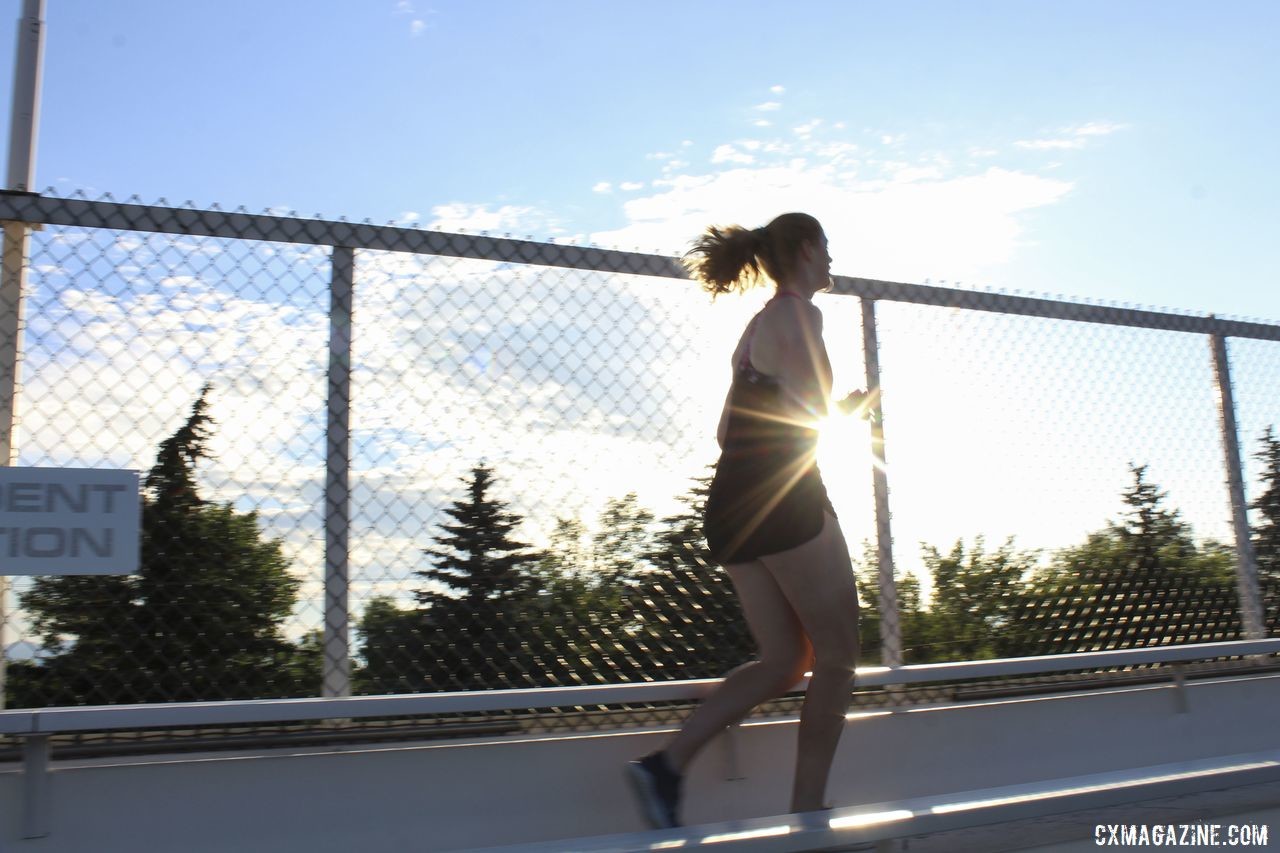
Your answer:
[0,222,27,709]
[323,246,355,698]
[1208,320,1265,640]
[0,0,46,709]
[860,298,902,668]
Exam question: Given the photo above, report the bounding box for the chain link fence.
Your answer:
[1,190,1278,754]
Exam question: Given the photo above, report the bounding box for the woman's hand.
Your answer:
[836,389,875,419]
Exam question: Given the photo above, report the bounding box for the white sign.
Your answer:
[0,467,141,576]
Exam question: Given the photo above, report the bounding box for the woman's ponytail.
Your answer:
[683,225,767,299]
[683,213,822,300]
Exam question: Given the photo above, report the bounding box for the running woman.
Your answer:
[628,212,866,828]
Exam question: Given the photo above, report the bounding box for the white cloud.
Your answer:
[710,144,754,165]
[1017,121,1129,150]
[592,182,612,193]
[794,120,821,139]
[754,120,773,128]
[754,101,782,112]
[1072,121,1127,137]
[1015,137,1086,151]
[770,85,785,94]
[394,1,433,36]
[619,181,645,191]
[888,164,944,183]
[589,137,1074,283]
[399,210,421,223]
[427,201,554,235]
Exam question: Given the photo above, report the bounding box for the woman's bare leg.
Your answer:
[662,560,813,774]
[760,512,861,812]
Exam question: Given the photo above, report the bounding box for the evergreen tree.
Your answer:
[1112,464,1193,567]
[1014,464,1240,654]
[1251,428,1280,584]
[11,387,312,707]
[413,463,544,689]
[1249,427,1280,633]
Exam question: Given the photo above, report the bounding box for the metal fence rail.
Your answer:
[0,190,1278,732]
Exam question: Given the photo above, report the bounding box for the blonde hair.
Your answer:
[683,212,823,299]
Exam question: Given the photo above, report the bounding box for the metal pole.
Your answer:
[861,298,902,668]
[1,0,46,710]
[7,0,43,192]
[1209,321,1265,640]
[322,246,355,698]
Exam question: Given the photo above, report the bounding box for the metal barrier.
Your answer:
[3,639,1279,848]
[1,190,1278,730]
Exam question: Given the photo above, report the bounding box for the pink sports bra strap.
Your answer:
[739,291,807,370]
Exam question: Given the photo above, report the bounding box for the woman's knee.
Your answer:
[757,649,814,692]
[812,639,859,677]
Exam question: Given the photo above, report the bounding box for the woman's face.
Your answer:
[802,232,833,295]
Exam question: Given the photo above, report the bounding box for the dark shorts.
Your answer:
[702,460,836,565]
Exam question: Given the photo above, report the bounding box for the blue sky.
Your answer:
[7,0,1278,321]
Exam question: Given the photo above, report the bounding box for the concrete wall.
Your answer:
[1,673,1277,852]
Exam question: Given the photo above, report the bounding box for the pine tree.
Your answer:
[1014,464,1240,654]
[1112,464,1193,567]
[1249,427,1280,633]
[417,464,540,609]
[1251,428,1280,584]
[413,463,544,689]
[12,387,311,706]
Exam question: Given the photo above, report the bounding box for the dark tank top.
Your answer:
[703,292,832,564]
[723,291,819,455]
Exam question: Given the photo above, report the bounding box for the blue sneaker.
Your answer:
[626,751,683,828]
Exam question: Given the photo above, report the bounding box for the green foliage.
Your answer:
[522,494,658,684]
[1252,428,1280,584]
[417,463,544,614]
[1010,464,1243,654]
[622,468,755,680]
[10,388,315,707]
[915,537,1041,662]
[365,463,546,692]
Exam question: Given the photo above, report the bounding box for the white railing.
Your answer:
[2,638,1275,736]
